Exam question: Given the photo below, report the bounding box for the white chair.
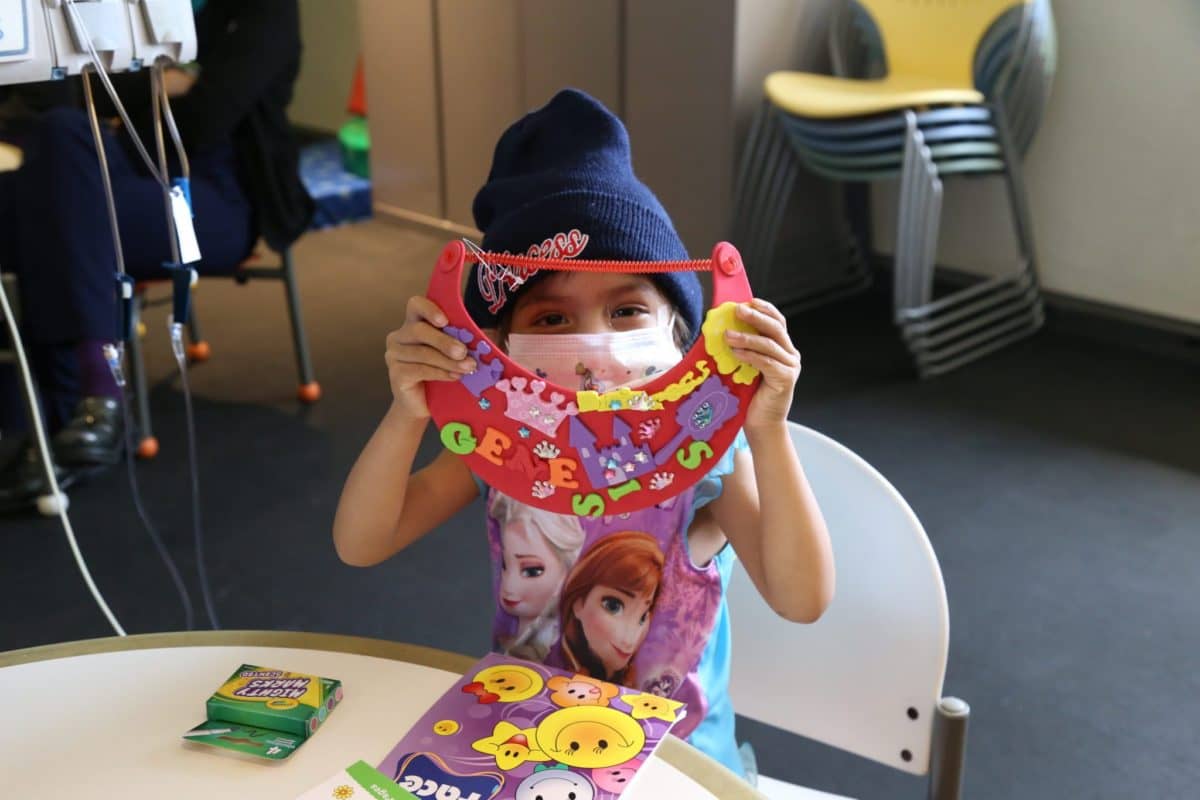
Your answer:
[729,422,967,799]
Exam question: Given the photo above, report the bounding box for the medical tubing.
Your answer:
[81,69,128,277]
[104,344,197,632]
[155,59,191,180]
[66,2,169,189]
[0,275,126,636]
[150,65,182,266]
[170,322,220,630]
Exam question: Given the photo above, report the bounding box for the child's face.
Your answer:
[499,523,567,620]
[572,583,654,675]
[507,273,673,336]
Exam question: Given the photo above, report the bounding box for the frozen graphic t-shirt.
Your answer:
[477,433,748,775]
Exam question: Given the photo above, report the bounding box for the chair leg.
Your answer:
[844,181,874,264]
[185,296,211,363]
[735,103,787,285]
[748,109,874,312]
[890,107,1042,377]
[894,118,918,312]
[993,100,1041,287]
[928,697,970,800]
[281,249,320,403]
[732,100,768,238]
[127,296,158,459]
[754,138,800,294]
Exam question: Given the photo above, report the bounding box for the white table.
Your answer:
[0,631,762,799]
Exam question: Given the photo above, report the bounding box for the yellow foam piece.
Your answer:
[576,387,662,413]
[766,0,1021,119]
[702,303,760,386]
[651,360,712,404]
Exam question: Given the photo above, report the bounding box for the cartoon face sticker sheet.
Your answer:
[377,653,684,800]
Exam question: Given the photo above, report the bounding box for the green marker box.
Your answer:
[205,664,343,740]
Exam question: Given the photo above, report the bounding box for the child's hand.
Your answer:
[385,296,477,420]
[726,298,801,432]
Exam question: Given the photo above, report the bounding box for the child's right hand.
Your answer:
[385,296,477,420]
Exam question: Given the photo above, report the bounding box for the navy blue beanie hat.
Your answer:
[466,89,703,338]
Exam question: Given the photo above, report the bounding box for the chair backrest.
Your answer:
[727,423,949,775]
[857,0,1026,89]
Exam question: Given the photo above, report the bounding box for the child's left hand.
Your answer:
[725,298,801,432]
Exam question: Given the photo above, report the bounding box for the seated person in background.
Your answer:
[0,0,313,511]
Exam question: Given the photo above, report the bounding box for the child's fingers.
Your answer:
[388,343,476,374]
[390,360,462,384]
[397,320,472,361]
[750,297,788,325]
[728,347,779,374]
[725,329,800,369]
[405,295,450,328]
[737,301,798,353]
[388,318,469,359]
[729,346,800,382]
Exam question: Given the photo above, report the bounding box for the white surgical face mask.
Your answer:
[505,319,682,392]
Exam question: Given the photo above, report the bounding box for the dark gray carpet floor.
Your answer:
[2,222,1197,798]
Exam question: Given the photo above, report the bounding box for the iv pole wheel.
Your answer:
[186,341,211,362]
[297,382,322,404]
[136,437,160,460]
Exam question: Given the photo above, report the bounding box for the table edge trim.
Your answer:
[0,630,478,673]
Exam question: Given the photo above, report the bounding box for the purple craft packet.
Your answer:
[377,653,687,800]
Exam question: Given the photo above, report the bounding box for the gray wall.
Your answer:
[356,0,842,259]
[360,1,622,231]
[358,0,442,219]
[290,0,361,132]
[622,0,737,254]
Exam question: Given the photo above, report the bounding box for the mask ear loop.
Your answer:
[665,310,679,343]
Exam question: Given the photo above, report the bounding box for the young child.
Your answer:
[333,89,834,778]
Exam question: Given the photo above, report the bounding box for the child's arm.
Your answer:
[333,296,480,567]
[708,299,835,623]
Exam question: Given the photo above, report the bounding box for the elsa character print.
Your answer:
[492,492,586,661]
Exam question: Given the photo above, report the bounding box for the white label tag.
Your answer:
[170,186,202,264]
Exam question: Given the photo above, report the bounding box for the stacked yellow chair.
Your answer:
[734,0,1056,377]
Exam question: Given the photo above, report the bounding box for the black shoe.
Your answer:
[52,396,125,467]
[0,443,77,514]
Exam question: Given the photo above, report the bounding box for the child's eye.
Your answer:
[521,566,545,578]
[612,305,648,319]
[639,610,649,625]
[601,596,625,614]
[533,312,569,327]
